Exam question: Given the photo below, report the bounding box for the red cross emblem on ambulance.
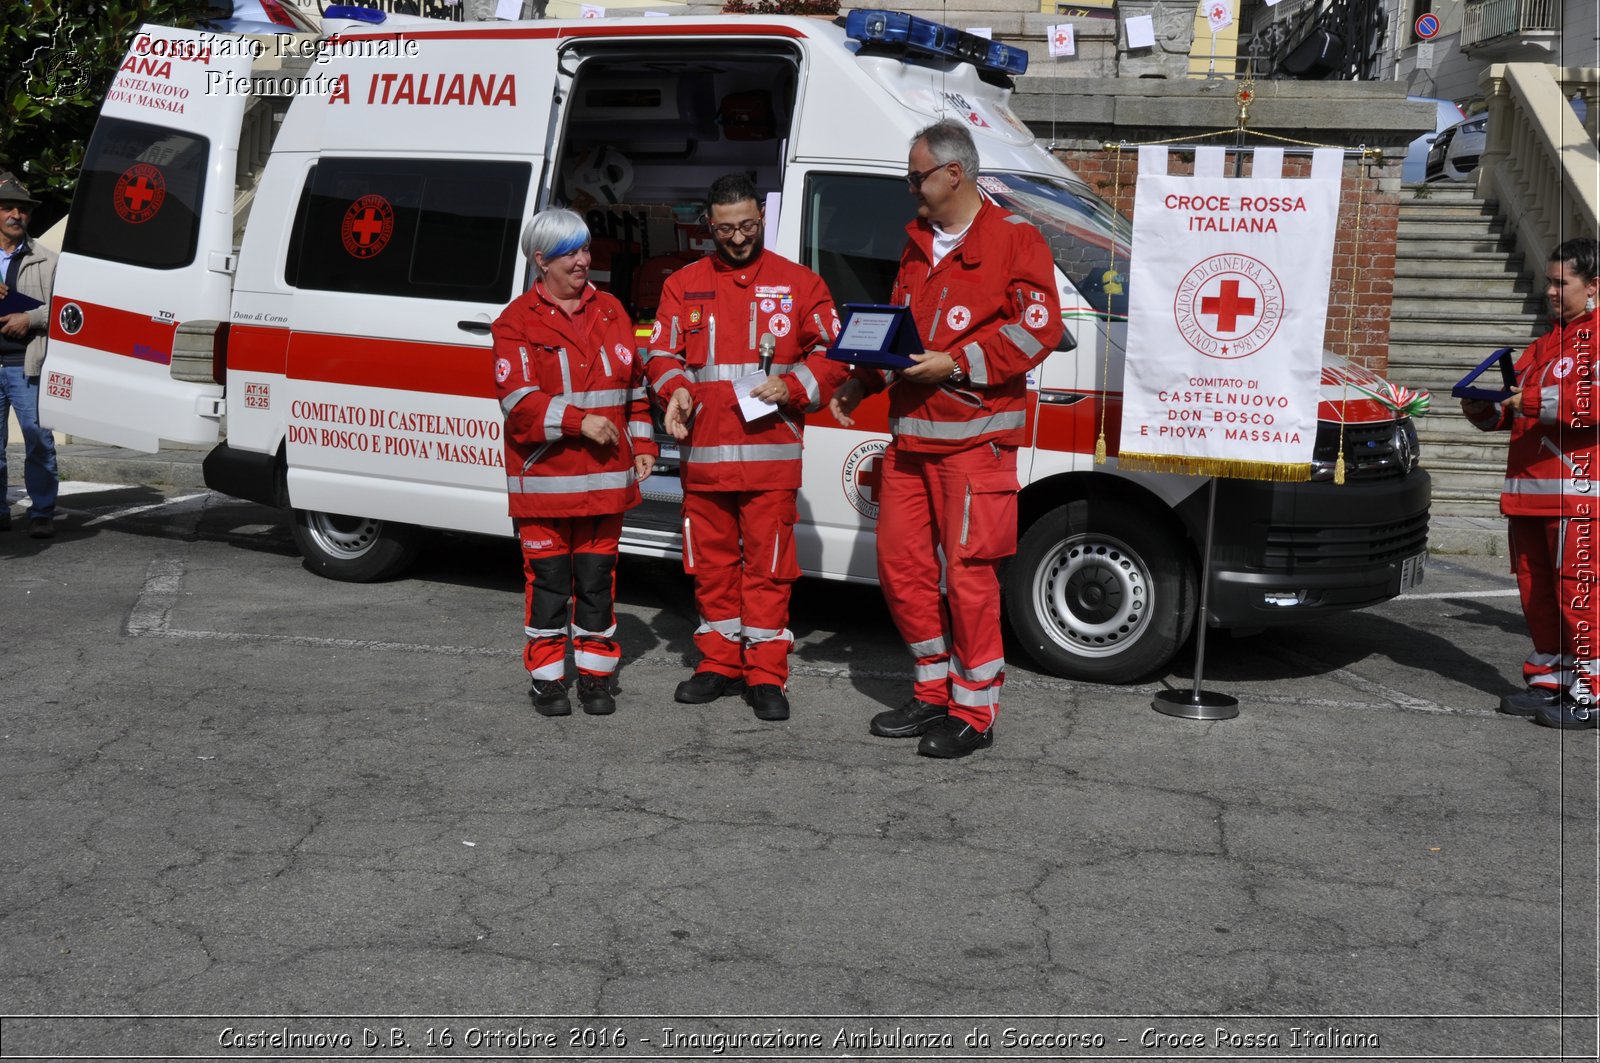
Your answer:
[113,163,166,225]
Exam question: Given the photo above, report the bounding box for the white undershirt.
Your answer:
[930,220,971,266]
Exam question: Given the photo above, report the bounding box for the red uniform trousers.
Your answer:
[682,488,800,687]
[1510,513,1600,701]
[876,442,1019,731]
[516,513,624,683]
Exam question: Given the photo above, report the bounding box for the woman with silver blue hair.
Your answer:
[491,208,658,717]
[521,208,591,272]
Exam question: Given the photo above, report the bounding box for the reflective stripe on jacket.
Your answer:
[493,282,657,518]
[642,249,847,491]
[1466,309,1599,517]
[856,200,1063,454]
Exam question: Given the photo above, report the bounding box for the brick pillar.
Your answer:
[1053,146,1402,375]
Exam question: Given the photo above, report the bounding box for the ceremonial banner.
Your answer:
[1117,147,1342,480]
[1047,23,1077,57]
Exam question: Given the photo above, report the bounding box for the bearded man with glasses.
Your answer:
[643,173,849,722]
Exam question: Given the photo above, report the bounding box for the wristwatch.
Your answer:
[948,363,967,386]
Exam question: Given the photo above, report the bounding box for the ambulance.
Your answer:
[40,8,1431,683]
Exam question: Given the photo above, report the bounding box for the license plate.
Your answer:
[1400,550,1427,591]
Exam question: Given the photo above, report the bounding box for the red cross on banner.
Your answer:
[1199,279,1258,332]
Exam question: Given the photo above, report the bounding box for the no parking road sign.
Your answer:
[1415,12,1440,38]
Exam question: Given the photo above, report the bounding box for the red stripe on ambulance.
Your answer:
[49,296,178,365]
[286,330,492,397]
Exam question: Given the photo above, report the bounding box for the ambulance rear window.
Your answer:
[286,158,531,304]
[63,118,209,271]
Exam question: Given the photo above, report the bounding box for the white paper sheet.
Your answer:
[735,372,779,423]
[1125,13,1156,48]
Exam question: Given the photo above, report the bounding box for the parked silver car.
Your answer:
[1401,96,1465,183]
[1426,113,1487,182]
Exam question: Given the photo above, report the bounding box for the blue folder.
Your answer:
[0,288,42,317]
[1451,347,1517,403]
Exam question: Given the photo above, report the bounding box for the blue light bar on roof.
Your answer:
[845,9,1029,77]
[323,4,387,21]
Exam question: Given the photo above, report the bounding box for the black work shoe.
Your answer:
[1499,687,1561,717]
[577,675,617,716]
[674,670,745,704]
[869,697,947,738]
[744,684,790,721]
[1535,695,1597,730]
[916,716,994,759]
[529,678,572,716]
[27,516,53,539]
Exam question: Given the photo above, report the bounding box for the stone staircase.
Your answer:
[1388,183,1547,517]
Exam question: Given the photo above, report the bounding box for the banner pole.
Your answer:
[1153,476,1239,720]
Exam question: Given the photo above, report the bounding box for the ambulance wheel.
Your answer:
[291,509,424,582]
[1006,499,1196,683]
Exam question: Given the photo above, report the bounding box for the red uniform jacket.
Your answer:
[493,282,657,518]
[853,200,1063,454]
[643,249,846,492]
[1464,308,1599,517]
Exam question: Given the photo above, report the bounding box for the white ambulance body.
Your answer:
[42,10,1431,682]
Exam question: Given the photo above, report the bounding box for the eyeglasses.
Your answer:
[708,219,762,239]
[906,164,948,190]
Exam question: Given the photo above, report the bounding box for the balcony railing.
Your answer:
[1463,0,1557,49]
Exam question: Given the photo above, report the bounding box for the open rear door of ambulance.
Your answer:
[40,25,252,452]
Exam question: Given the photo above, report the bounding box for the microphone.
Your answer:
[759,332,776,377]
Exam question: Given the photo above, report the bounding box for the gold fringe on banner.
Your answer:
[1116,452,1315,482]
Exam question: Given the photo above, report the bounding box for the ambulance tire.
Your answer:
[290,509,424,582]
[1005,499,1196,683]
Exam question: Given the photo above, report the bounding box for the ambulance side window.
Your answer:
[62,118,209,271]
[800,173,912,307]
[285,158,532,304]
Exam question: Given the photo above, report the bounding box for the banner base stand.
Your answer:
[1152,688,1239,720]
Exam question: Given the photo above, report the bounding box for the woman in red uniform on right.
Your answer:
[1462,237,1599,729]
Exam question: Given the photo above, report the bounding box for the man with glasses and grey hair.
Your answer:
[830,119,1063,759]
[644,173,848,722]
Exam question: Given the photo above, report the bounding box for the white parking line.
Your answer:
[79,492,209,528]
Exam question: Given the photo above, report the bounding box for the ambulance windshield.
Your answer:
[978,173,1131,320]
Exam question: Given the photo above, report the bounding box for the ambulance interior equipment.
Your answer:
[42,10,1431,686]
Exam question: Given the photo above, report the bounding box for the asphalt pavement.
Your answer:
[1,444,1595,1063]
